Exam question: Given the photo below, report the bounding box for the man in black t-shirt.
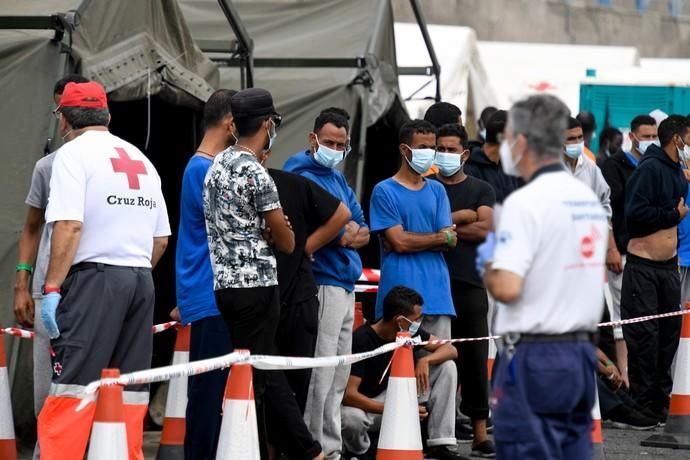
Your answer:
[431,124,496,458]
[268,168,351,410]
[342,286,464,460]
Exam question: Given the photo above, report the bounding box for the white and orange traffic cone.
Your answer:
[87,369,128,460]
[156,325,191,460]
[642,304,690,449]
[216,352,260,460]
[0,332,17,460]
[487,338,497,381]
[591,381,606,460]
[354,302,365,332]
[376,332,423,460]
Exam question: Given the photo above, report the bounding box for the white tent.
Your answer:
[477,41,640,114]
[395,23,497,126]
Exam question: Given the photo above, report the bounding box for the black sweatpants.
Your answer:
[621,253,682,411]
[276,295,319,413]
[450,279,490,421]
[216,286,321,460]
[184,315,232,460]
[52,262,154,392]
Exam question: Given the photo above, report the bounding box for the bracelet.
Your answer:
[445,231,453,247]
[605,360,614,367]
[16,263,33,274]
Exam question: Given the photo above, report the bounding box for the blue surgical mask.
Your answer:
[435,152,463,177]
[564,142,584,160]
[479,129,487,140]
[637,139,659,155]
[400,316,422,335]
[404,146,436,175]
[313,135,346,169]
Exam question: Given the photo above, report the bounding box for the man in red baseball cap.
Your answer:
[37,80,171,460]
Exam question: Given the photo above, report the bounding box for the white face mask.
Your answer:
[499,139,521,177]
[637,139,659,155]
[683,145,690,162]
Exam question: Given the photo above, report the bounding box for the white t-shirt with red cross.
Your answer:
[46,130,171,268]
[492,168,608,335]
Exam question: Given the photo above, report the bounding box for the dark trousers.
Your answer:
[450,280,490,421]
[492,341,596,460]
[597,376,638,419]
[216,286,321,460]
[276,295,319,412]
[184,316,232,460]
[621,253,682,411]
[52,263,154,392]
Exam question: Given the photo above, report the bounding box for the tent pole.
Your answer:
[408,0,441,102]
[217,0,254,88]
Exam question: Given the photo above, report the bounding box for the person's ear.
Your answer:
[308,132,318,151]
[461,149,470,162]
[400,144,410,156]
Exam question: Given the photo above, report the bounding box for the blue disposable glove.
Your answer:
[41,292,61,339]
[475,232,496,277]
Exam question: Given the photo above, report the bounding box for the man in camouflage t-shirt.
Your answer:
[203,88,324,459]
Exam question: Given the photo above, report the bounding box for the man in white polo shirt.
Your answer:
[36,81,171,460]
[476,94,607,459]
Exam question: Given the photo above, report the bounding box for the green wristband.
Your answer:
[16,263,33,274]
[446,231,453,247]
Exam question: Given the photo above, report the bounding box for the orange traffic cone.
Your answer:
[487,338,497,381]
[216,352,260,460]
[376,332,423,460]
[0,333,17,460]
[642,304,690,449]
[591,381,606,460]
[87,369,128,459]
[354,302,365,332]
[156,325,191,459]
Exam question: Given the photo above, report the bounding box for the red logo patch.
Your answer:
[110,147,147,190]
[580,236,594,259]
[53,362,63,376]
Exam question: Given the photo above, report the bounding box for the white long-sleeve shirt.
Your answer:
[567,154,613,219]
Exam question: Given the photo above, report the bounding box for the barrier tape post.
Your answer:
[0,327,17,460]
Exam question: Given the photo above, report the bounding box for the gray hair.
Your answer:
[508,94,570,159]
[61,107,110,129]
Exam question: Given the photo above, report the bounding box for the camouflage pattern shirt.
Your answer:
[203,147,281,289]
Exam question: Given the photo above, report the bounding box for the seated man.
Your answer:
[342,286,465,460]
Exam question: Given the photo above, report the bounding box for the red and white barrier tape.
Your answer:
[1,327,35,339]
[358,268,380,283]
[152,321,179,333]
[354,284,378,293]
[598,308,690,328]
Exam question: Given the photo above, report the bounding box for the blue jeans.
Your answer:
[184,315,232,460]
[492,341,596,460]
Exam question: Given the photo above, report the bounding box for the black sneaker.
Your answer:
[608,405,658,430]
[427,444,470,460]
[471,440,496,458]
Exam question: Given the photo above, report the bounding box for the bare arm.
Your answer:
[306,203,351,256]
[44,220,82,288]
[151,236,168,268]
[264,208,295,254]
[13,206,45,325]
[349,225,370,249]
[383,224,456,254]
[452,209,478,226]
[343,375,385,414]
[457,206,493,243]
[484,266,524,303]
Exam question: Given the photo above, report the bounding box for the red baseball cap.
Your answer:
[58,81,108,110]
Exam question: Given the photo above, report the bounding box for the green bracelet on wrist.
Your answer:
[446,231,453,247]
[16,263,33,274]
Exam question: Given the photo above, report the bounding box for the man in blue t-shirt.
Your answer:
[174,89,235,459]
[369,119,457,340]
[284,108,370,459]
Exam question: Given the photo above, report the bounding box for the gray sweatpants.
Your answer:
[304,285,354,460]
[341,360,457,454]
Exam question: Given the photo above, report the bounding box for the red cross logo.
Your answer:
[110,147,147,190]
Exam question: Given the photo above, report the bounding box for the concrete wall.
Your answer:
[393,0,690,58]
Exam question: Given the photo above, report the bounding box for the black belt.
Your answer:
[68,262,150,275]
[513,331,596,344]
